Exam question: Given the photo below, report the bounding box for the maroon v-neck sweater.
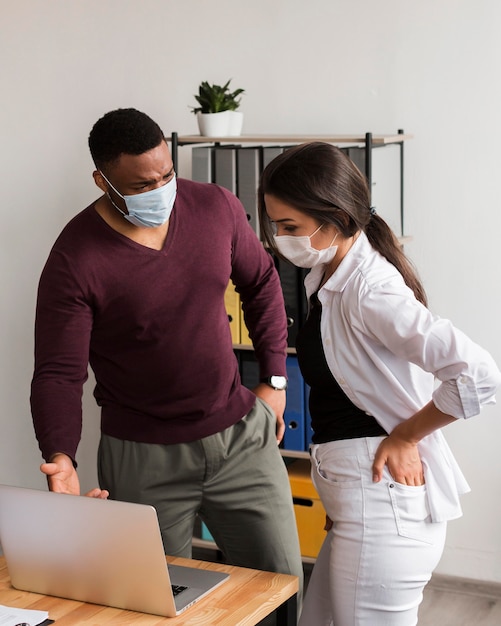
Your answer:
[31,179,287,462]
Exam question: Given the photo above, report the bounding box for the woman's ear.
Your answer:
[332,208,352,234]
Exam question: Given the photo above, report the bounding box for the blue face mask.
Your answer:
[100,171,177,228]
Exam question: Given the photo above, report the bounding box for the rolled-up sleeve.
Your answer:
[432,344,501,419]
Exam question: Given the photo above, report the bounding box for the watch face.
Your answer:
[270,375,288,390]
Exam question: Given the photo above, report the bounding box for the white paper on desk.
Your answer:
[0,603,49,626]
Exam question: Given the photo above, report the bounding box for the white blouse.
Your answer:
[305,232,501,522]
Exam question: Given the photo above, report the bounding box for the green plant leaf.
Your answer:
[190,79,245,114]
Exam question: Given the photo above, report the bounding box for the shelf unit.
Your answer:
[172,130,413,560]
[170,129,413,458]
[170,130,413,238]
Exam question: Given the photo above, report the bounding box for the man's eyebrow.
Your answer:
[130,167,175,186]
[130,177,156,186]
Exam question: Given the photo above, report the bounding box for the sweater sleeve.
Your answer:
[30,247,92,463]
[223,188,288,378]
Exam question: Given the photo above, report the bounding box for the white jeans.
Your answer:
[299,437,447,626]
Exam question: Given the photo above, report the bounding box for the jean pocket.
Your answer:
[387,481,435,544]
[312,445,362,485]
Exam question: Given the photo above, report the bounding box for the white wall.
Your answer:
[1,0,500,582]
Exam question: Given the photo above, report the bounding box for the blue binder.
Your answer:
[283,356,305,451]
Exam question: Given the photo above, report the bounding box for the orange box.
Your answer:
[287,459,326,558]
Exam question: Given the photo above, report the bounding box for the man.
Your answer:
[31,108,303,593]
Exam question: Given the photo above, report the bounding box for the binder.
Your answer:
[304,382,314,450]
[214,145,239,193]
[240,350,260,389]
[283,355,305,451]
[276,257,307,348]
[224,281,241,344]
[341,145,362,170]
[297,266,309,332]
[239,306,253,346]
[201,521,215,542]
[239,352,306,451]
[191,146,214,183]
[261,145,285,169]
[237,146,261,234]
[345,145,402,236]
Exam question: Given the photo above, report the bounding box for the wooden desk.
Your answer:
[0,555,298,625]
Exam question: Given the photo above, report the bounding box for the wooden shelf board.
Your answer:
[171,133,413,146]
[192,536,316,564]
[398,235,413,245]
[280,449,309,459]
[233,343,296,354]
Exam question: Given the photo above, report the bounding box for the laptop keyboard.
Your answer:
[171,584,188,596]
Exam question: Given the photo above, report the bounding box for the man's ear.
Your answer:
[93,170,107,193]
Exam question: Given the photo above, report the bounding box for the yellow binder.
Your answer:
[224,281,241,344]
[239,305,253,346]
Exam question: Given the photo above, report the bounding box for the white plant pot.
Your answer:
[227,111,244,136]
[196,111,231,137]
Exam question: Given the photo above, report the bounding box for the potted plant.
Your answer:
[191,79,245,137]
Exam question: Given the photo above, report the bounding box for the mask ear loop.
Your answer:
[99,171,125,199]
[310,224,339,248]
[308,224,323,239]
[99,171,129,218]
[328,231,339,247]
[106,194,128,218]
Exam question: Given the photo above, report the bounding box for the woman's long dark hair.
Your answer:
[258,142,427,306]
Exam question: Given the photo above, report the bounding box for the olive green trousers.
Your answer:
[98,398,303,606]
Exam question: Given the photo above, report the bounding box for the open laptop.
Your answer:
[0,484,229,617]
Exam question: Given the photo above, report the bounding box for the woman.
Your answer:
[258,142,501,625]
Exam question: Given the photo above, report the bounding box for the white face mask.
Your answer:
[100,171,177,228]
[274,225,338,268]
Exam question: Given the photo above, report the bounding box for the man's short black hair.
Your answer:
[88,108,165,170]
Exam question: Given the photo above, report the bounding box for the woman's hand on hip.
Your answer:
[372,433,424,486]
[372,401,458,485]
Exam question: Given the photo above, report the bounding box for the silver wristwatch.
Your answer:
[261,375,288,390]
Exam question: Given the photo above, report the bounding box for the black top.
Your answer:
[295,291,387,443]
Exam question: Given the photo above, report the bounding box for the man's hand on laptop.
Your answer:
[41,452,109,499]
